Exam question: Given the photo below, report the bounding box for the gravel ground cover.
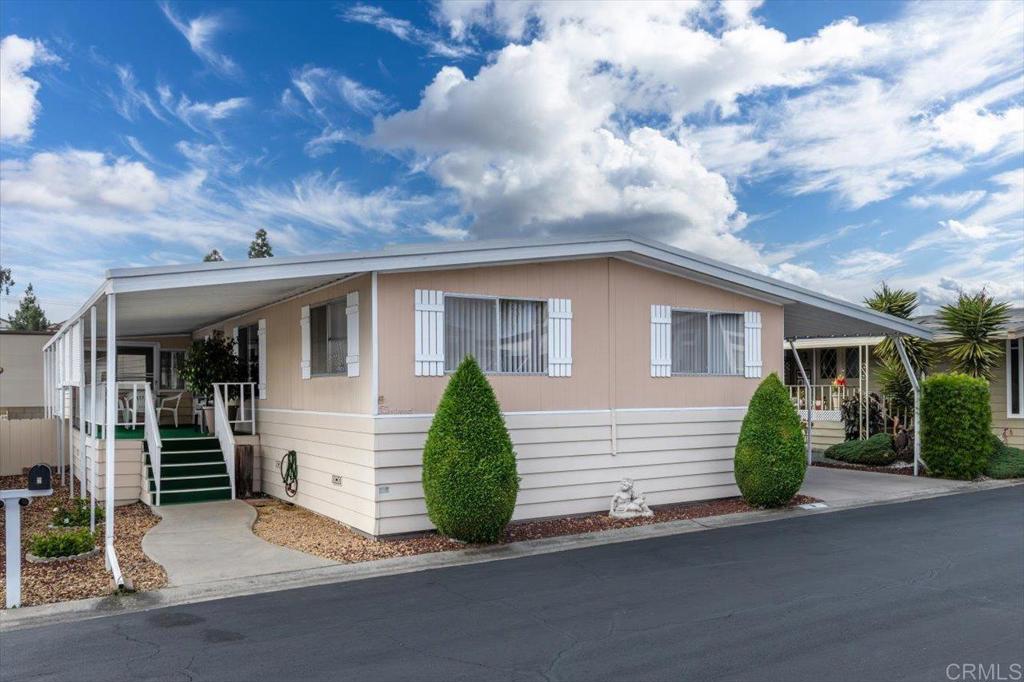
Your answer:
[0,473,167,608]
[251,493,819,563]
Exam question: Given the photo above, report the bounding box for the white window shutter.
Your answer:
[414,290,444,376]
[547,298,573,377]
[300,305,311,379]
[232,326,239,357]
[651,305,672,377]
[257,319,268,398]
[744,311,762,378]
[346,292,360,377]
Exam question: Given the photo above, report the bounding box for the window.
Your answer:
[819,348,837,380]
[670,310,743,376]
[844,347,860,379]
[160,350,186,390]
[310,300,347,376]
[444,295,547,374]
[1010,338,1023,418]
[236,324,260,384]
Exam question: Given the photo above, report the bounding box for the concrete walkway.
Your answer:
[142,500,334,586]
[799,465,979,506]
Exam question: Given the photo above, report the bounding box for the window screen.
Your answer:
[445,296,547,374]
[671,310,743,375]
[310,301,347,375]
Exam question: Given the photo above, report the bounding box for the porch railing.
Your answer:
[82,381,152,435]
[788,384,853,417]
[212,382,257,435]
[212,387,236,500]
[143,384,162,505]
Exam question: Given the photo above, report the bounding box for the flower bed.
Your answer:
[251,494,819,564]
[0,473,166,608]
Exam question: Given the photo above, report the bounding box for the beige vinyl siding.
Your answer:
[377,258,783,414]
[256,408,377,534]
[374,408,744,535]
[991,343,1023,449]
[0,416,60,475]
[196,275,374,415]
[70,427,144,505]
[0,332,48,410]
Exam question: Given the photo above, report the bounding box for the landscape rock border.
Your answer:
[26,547,102,564]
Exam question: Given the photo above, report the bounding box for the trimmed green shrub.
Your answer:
[734,373,807,507]
[824,433,897,466]
[921,373,993,479]
[51,497,103,528]
[422,355,519,542]
[29,528,96,558]
[985,434,1024,479]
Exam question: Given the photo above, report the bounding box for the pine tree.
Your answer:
[10,283,50,331]
[0,267,13,295]
[203,249,224,262]
[248,229,273,258]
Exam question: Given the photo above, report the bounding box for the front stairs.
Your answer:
[144,436,232,505]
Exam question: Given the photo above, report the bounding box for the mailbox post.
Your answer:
[1,465,54,608]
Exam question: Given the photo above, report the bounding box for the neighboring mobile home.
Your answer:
[784,309,1024,452]
[41,236,931,538]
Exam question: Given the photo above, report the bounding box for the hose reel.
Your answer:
[280,450,298,497]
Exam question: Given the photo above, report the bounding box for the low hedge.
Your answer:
[824,433,897,466]
[51,497,103,528]
[985,434,1024,479]
[29,528,96,558]
[921,373,993,479]
[734,373,806,507]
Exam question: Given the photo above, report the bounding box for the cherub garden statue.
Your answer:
[609,478,654,518]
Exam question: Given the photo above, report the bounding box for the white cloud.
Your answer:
[288,66,389,156]
[0,35,58,142]
[108,64,166,123]
[1,150,169,212]
[159,2,240,77]
[905,191,986,212]
[340,4,472,58]
[940,219,995,240]
[124,135,156,163]
[158,85,248,130]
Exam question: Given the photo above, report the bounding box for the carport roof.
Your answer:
[44,234,932,347]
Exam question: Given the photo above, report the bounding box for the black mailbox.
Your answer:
[27,464,51,491]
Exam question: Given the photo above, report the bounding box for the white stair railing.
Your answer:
[213,387,236,500]
[143,384,163,505]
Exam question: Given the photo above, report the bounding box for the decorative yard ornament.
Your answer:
[609,478,653,518]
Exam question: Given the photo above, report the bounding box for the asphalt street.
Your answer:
[3,487,1022,682]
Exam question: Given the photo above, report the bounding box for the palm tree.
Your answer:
[937,290,1011,379]
[864,283,931,373]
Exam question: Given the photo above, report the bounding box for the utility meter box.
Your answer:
[27,464,52,491]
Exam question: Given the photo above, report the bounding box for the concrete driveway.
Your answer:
[6,487,1021,681]
[142,500,334,586]
[799,465,982,507]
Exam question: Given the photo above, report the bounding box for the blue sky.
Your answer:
[1,0,1021,321]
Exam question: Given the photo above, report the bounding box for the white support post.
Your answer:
[790,340,813,465]
[105,294,117,565]
[90,306,98,533]
[893,336,921,476]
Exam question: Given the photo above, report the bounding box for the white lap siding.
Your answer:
[256,409,378,535]
[373,407,745,536]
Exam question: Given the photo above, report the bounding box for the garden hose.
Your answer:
[280,450,298,497]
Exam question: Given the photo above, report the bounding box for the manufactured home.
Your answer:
[40,236,930,539]
[786,308,1024,451]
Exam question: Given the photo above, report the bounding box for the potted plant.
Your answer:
[178,333,241,435]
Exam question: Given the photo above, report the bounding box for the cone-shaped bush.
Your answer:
[734,373,807,507]
[921,373,992,479]
[422,355,519,542]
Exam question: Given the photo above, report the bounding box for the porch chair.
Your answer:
[158,391,185,428]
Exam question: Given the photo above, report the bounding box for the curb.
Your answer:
[2,478,1020,632]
